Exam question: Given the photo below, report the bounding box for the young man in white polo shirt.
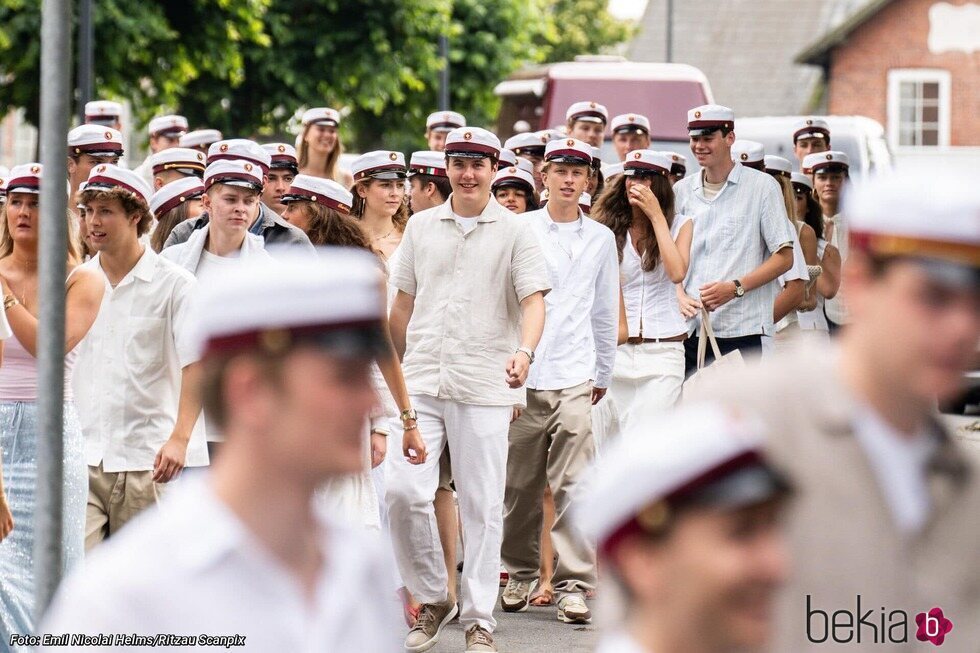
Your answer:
[673,105,795,375]
[74,165,209,549]
[41,253,402,652]
[500,138,618,625]
[388,127,551,653]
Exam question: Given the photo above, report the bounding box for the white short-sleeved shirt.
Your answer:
[390,194,551,407]
[0,304,11,341]
[675,164,796,337]
[73,247,209,472]
[523,207,619,390]
[39,478,402,653]
[797,238,830,332]
[621,213,693,339]
[774,228,810,332]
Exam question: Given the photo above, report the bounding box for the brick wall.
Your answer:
[827,0,980,146]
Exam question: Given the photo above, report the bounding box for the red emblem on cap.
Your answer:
[740,153,748,161]
[104,131,113,139]
[219,144,229,153]
[389,152,398,161]
[566,139,575,146]
[463,132,472,140]
[539,135,548,144]
[31,165,41,174]
[443,113,450,121]
[694,110,702,119]
[826,153,833,160]
[633,152,642,160]
[278,145,286,153]
[244,163,253,172]
[589,102,597,109]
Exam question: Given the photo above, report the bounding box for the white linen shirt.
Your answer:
[39,477,402,653]
[675,164,795,338]
[621,214,693,339]
[523,207,619,390]
[73,247,208,472]
[390,194,551,407]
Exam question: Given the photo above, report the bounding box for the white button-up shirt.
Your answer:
[523,207,619,390]
[391,195,551,407]
[675,164,796,338]
[621,214,693,339]
[73,248,208,472]
[40,478,402,652]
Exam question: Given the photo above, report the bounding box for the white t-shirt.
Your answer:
[0,304,11,341]
[453,212,480,235]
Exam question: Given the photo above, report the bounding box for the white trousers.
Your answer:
[593,342,685,451]
[385,394,511,632]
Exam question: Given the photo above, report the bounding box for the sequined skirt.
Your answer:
[0,402,86,649]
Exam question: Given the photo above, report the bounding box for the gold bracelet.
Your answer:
[3,295,19,311]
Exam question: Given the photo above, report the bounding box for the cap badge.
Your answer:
[627,114,635,121]
[278,145,286,153]
[259,329,291,354]
[508,167,517,173]
[96,165,106,173]
[740,153,748,161]
[196,153,204,161]
[178,195,186,202]
[104,131,113,139]
[566,139,575,146]
[31,165,41,174]
[633,152,642,160]
[806,119,813,126]
[463,131,472,140]
[694,110,702,119]
[244,163,253,172]
[826,153,833,160]
[311,195,318,201]
[443,113,450,121]
[637,501,670,531]
[389,152,398,161]
[219,144,229,153]
[589,102,597,109]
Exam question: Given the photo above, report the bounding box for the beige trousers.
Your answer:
[501,381,597,597]
[85,463,166,551]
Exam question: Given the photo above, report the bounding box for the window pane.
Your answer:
[899,126,915,146]
[922,82,940,100]
[922,105,939,122]
[921,128,939,146]
[900,104,916,124]
[899,82,916,102]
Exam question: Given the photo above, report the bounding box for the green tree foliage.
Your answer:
[0,0,632,152]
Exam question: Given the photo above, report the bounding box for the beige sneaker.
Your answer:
[404,599,458,652]
[500,577,538,612]
[557,593,592,624]
[465,625,497,652]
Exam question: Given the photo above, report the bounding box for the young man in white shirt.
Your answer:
[74,165,209,549]
[388,127,551,653]
[41,253,402,652]
[499,138,618,624]
[673,105,795,375]
[162,159,273,456]
[408,150,451,213]
[611,114,651,161]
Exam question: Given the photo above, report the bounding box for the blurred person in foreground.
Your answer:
[579,403,791,653]
[40,251,401,651]
[683,170,980,652]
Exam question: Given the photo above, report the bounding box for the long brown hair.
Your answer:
[297,123,344,181]
[592,173,675,272]
[350,178,409,232]
[150,200,197,253]
[0,195,81,265]
[293,200,372,250]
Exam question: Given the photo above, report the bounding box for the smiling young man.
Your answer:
[673,105,795,375]
[500,138,618,625]
[41,253,402,652]
[580,404,792,653]
[387,127,550,653]
[163,139,313,252]
[804,151,850,333]
[73,164,209,549]
[261,142,299,215]
[566,101,609,149]
[408,150,451,213]
[686,171,980,652]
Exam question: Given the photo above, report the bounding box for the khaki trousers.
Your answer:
[85,463,166,551]
[502,381,597,596]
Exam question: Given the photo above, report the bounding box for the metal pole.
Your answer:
[665,0,674,63]
[438,34,450,111]
[35,0,72,617]
[77,0,94,123]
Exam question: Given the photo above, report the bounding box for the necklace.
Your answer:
[373,227,395,241]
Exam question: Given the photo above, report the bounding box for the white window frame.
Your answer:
[886,68,951,149]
